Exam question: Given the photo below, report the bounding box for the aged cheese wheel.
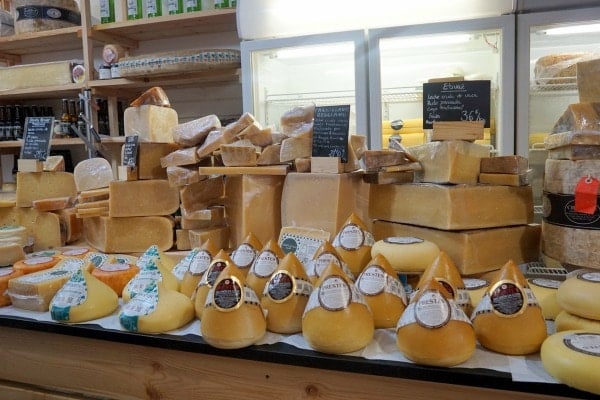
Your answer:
[556,271,600,321]
[194,250,235,320]
[371,237,440,273]
[246,239,285,298]
[302,262,374,354]
[230,232,262,273]
[201,261,266,349]
[333,213,375,277]
[555,311,600,333]
[261,252,313,334]
[91,263,140,297]
[396,278,476,367]
[179,240,219,298]
[122,256,179,302]
[415,251,469,312]
[541,330,600,395]
[306,241,354,284]
[13,256,60,274]
[50,268,118,323]
[356,254,406,329]
[472,260,547,355]
[14,0,81,35]
[528,278,562,320]
[0,267,24,307]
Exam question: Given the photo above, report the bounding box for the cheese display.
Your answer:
[369,183,533,230]
[49,269,119,323]
[122,258,179,303]
[305,241,354,284]
[124,105,178,142]
[225,175,284,247]
[179,240,219,298]
[246,239,285,297]
[410,140,490,184]
[120,281,194,334]
[472,260,547,355]
[173,114,222,147]
[371,237,440,273]
[83,216,174,253]
[356,254,406,329]
[396,278,476,367]
[552,103,600,133]
[556,271,600,320]
[108,180,179,217]
[180,176,224,213]
[541,331,600,395]
[577,58,600,103]
[134,143,180,180]
[302,262,374,355]
[230,233,262,273]
[15,172,77,207]
[555,311,600,333]
[528,278,562,320]
[194,250,234,319]
[188,226,230,250]
[73,158,114,192]
[372,221,541,275]
[0,267,23,307]
[261,252,313,334]
[332,213,375,277]
[13,256,60,274]
[200,261,267,349]
[91,262,140,297]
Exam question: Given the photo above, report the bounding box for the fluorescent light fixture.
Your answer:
[544,23,600,35]
[380,33,472,50]
[276,43,354,59]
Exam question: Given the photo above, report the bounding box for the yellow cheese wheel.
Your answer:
[371,237,440,273]
[91,263,140,297]
[333,213,374,277]
[246,239,285,297]
[541,330,600,395]
[194,250,235,320]
[528,278,562,320]
[0,267,24,307]
[13,256,60,274]
[179,240,219,298]
[556,271,600,321]
[555,311,600,333]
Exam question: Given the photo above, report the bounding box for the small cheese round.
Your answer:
[556,271,600,321]
[555,311,600,333]
[371,237,440,273]
[13,256,60,274]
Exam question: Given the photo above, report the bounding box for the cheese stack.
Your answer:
[554,271,600,333]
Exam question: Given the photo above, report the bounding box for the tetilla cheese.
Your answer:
[369,183,534,230]
[555,311,600,333]
[134,142,180,180]
[194,250,234,319]
[200,261,267,349]
[0,267,23,306]
[556,271,600,320]
[91,263,140,297]
[50,269,118,323]
[246,239,285,297]
[528,278,562,320]
[261,252,313,334]
[122,258,179,303]
[172,114,221,147]
[541,331,600,396]
[471,260,547,355]
[371,237,440,273]
[306,241,354,284]
[541,222,600,269]
[356,254,406,329]
[120,281,194,334]
[332,213,375,277]
[15,172,77,207]
[396,278,476,367]
[13,256,60,274]
[230,233,262,274]
[278,226,330,266]
[73,158,114,192]
[136,244,177,272]
[124,105,178,142]
[180,176,224,213]
[108,180,179,217]
[302,262,374,355]
[179,240,219,298]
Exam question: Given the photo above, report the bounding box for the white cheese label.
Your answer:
[279,232,324,266]
[20,269,70,284]
[0,267,13,277]
[51,269,87,308]
[24,256,53,265]
[188,250,213,276]
[318,276,351,311]
[564,333,600,357]
[384,236,423,245]
[120,282,159,332]
[529,278,561,290]
[578,272,600,283]
[87,253,109,268]
[172,249,199,281]
[62,248,89,257]
[464,278,489,291]
[136,245,160,269]
[250,250,279,278]
[357,265,386,295]
[231,243,257,269]
[414,290,451,329]
[309,252,342,278]
[99,263,130,272]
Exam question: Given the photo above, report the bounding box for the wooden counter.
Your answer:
[0,316,594,400]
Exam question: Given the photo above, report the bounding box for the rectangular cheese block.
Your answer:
[542,221,600,269]
[577,58,600,103]
[411,140,491,184]
[479,171,530,186]
[166,165,205,187]
[480,155,529,174]
[180,176,224,213]
[133,142,180,180]
[54,208,83,244]
[16,172,77,208]
[225,175,285,248]
[281,172,370,237]
[369,183,533,230]
[544,159,600,194]
[124,105,178,143]
[188,226,230,250]
[84,216,174,253]
[181,206,225,230]
[176,229,192,251]
[0,60,76,91]
[372,220,541,275]
[0,243,25,267]
[109,180,180,217]
[0,207,62,251]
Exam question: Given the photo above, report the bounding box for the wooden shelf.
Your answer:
[0,83,86,101]
[0,138,84,149]
[0,27,83,56]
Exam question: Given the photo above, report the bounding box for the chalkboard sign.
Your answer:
[311,105,350,163]
[122,135,139,168]
[20,116,54,161]
[422,80,491,129]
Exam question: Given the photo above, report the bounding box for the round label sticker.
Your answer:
[564,332,600,357]
[62,248,89,257]
[267,271,295,303]
[357,265,386,296]
[464,278,489,291]
[578,272,600,283]
[232,244,257,268]
[100,263,130,272]
[338,224,365,250]
[189,250,213,276]
[313,252,342,277]
[213,277,243,311]
[318,276,351,311]
[489,280,526,317]
[529,278,561,290]
[203,260,228,287]
[251,250,279,278]
[24,256,54,265]
[414,290,451,329]
[0,267,13,277]
[437,278,456,298]
[384,236,423,245]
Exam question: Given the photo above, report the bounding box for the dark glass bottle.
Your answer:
[14,105,23,139]
[0,106,6,141]
[5,105,15,140]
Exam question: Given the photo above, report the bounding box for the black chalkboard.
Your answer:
[311,105,350,163]
[423,80,491,129]
[123,135,139,168]
[20,116,54,161]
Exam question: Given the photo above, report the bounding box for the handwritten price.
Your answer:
[461,109,485,123]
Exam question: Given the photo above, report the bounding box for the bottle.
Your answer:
[5,105,15,141]
[13,105,23,139]
[214,0,228,8]
[59,99,70,138]
[146,0,163,17]
[0,106,6,141]
[100,0,115,23]
[68,100,78,137]
[185,0,201,12]
[76,98,86,136]
[168,0,184,14]
[127,0,143,20]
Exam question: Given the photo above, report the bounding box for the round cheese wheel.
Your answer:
[371,237,440,273]
[555,311,600,333]
[0,267,24,307]
[528,278,562,320]
[541,330,600,395]
[556,271,600,321]
[91,263,140,297]
[13,256,60,274]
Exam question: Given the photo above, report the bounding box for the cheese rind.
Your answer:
[544,159,600,194]
[124,105,178,143]
[555,311,600,333]
[16,172,77,207]
[542,221,600,269]
[556,272,600,320]
[188,226,230,250]
[160,147,200,168]
[166,165,204,187]
[108,180,180,217]
[134,142,180,180]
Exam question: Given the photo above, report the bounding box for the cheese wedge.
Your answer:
[246,239,285,297]
[179,240,219,298]
[332,213,375,277]
[124,105,178,143]
[173,114,221,147]
[91,263,140,297]
[230,232,262,273]
[556,271,600,321]
[194,250,235,319]
[0,267,24,306]
[16,172,77,208]
[0,243,25,267]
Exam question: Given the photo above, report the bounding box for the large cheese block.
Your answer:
[225,175,284,248]
[281,172,370,237]
[134,142,180,180]
[0,207,63,251]
[577,58,600,103]
[552,103,600,133]
[544,159,600,194]
[372,221,541,275]
[0,60,77,91]
[73,158,114,192]
[370,183,533,230]
[410,140,490,184]
[542,221,600,269]
[84,216,174,253]
[180,176,224,213]
[108,180,179,217]
[124,105,178,143]
[188,226,230,250]
[15,172,77,207]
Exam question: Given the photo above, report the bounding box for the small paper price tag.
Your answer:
[575,176,599,215]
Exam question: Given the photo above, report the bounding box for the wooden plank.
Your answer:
[198,165,290,176]
[0,380,82,400]
[432,121,484,141]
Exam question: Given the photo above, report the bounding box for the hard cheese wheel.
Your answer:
[541,330,600,396]
[371,237,440,273]
[73,157,114,192]
[556,271,600,321]
[555,311,600,333]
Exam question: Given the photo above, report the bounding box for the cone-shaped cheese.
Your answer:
[356,254,407,329]
[120,281,194,334]
[306,241,355,285]
[333,213,374,277]
[0,267,24,306]
[201,262,266,349]
[528,278,562,320]
[302,262,374,354]
[472,260,547,355]
[556,271,600,321]
[123,257,179,302]
[463,278,490,317]
[91,263,140,297]
[246,239,285,297]
[136,244,177,273]
[194,250,235,319]
[13,256,60,274]
[179,240,219,298]
[230,232,262,274]
[261,252,313,334]
[396,278,476,367]
[50,268,119,323]
[555,311,600,333]
[415,251,469,312]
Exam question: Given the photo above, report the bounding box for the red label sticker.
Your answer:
[575,176,599,215]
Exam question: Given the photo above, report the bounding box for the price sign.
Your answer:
[122,135,139,168]
[311,105,350,163]
[423,80,491,129]
[20,116,54,161]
